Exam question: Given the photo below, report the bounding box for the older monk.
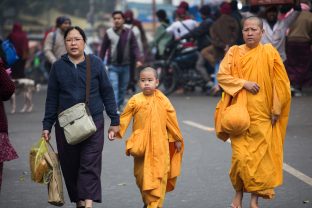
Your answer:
[216,16,291,208]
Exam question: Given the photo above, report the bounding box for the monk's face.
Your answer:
[242,19,264,49]
[139,70,159,96]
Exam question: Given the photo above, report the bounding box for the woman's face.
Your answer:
[65,29,85,58]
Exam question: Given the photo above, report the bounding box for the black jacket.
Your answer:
[43,54,119,131]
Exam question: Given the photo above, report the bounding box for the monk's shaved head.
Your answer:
[140,67,158,79]
[243,16,263,30]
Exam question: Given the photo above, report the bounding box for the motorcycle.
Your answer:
[151,40,208,95]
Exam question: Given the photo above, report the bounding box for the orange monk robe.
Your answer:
[117,89,184,206]
[217,44,291,199]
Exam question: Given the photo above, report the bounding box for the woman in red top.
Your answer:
[0,58,18,191]
[8,23,29,79]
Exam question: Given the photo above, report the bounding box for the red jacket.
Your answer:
[0,59,15,133]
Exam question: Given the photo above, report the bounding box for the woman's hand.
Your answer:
[5,68,12,76]
[243,81,260,95]
[42,130,50,141]
[108,125,119,141]
[174,141,182,152]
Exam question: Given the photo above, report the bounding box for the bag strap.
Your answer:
[51,31,57,51]
[179,20,192,32]
[85,55,91,105]
[46,140,56,153]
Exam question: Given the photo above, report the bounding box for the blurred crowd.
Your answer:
[0,0,312,98]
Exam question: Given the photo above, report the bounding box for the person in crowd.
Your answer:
[100,11,142,111]
[6,23,30,114]
[153,9,172,60]
[173,1,193,20]
[42,26,120,208]
[217,16,291,208]
[44,16,71,67]
[110,67,184,208]
[8,23,29,79]
[124,9,148,55]
[230,0,244,45]
[180,5,214,91]
[166,7,197,94]
[261,3,301,62]
[166,8,197,40]
[0,58,18,192]
[124,10,144,94]
[202,1,240,96]
[284,0,312,96]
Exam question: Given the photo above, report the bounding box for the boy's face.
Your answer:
[139,70,159,96]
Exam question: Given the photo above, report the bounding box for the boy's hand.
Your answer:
[174,141,182,152]
[108,125,119,141]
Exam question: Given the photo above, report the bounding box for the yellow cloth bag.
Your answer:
[221,89,250,136]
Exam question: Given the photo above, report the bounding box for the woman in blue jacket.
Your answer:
[42,26,119,208]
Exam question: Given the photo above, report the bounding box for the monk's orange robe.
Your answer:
[217,44,291,199]
[117,89,184,207]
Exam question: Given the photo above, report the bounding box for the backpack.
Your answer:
[0,39,19,66]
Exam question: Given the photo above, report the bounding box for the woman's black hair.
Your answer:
[64,26,87,43]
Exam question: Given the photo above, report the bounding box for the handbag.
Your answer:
[44,142,65,206]
[214,46,250,141]
[57,55,97,145]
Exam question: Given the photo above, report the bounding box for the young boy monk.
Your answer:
[108,67,184,208]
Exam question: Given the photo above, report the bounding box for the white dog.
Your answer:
[10,78,39,113]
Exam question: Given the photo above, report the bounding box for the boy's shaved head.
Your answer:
[243,16,263,29]
[140,67,158,79]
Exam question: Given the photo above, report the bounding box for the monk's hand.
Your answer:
[243,81,260,95]
[174,141,182,152]
[108,125,119,141]
[271,114,279,125]
[42,130,50,141]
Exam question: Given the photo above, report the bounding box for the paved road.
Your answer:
[0,89,311,208]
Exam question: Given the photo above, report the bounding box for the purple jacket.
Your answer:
[100,26,141,66]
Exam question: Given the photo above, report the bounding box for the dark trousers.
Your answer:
[55,118,104,203]
[285,41,312,88]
